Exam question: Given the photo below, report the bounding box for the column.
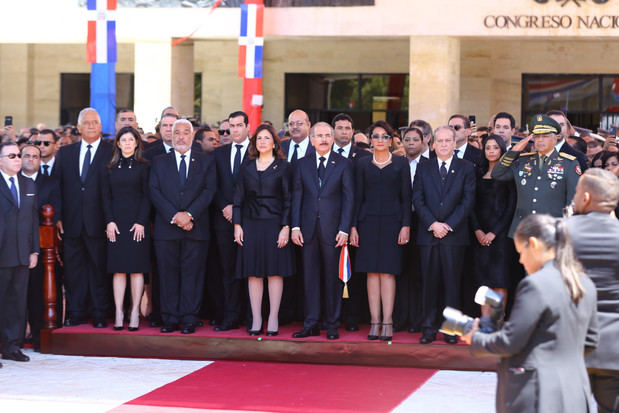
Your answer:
[171,42,194,119]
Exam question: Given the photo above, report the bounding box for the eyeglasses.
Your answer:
[370,134,391,141]
[218,129,230,135]
[32,140,53,146]
[452,125,464,131]
[1,153,21,159]
[288,121,305,127]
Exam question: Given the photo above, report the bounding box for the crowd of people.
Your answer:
[0,105,618,411]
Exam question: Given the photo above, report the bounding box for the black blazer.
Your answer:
[233,158,292,226]
[33,173,60,219]
[558,140,588,171]
[149,151,216,241]
[291,151,354,242]
[0,175,40,267]
[55,140,113,238]
[212,143,250,230]
[143,140,202,162]
[470,174,516,236]
[281,139,316,159]
[412,157,476,246]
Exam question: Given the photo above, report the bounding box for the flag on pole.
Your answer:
[238,1,264,79]
[339,244,352,299]
[86,0,117,64]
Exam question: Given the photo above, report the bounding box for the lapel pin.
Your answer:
[331,160,336,164]
[451,170,455,173]
[191,158,195,162]
[352,153,357,158]
[274,164,278,169]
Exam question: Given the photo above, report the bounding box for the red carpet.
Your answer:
[121,360,437,412]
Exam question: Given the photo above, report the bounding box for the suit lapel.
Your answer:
[72,143,81,180]
[429,158,442,189]
[0,176,16,206]
[443,158,459,194]
[320,153,338,190]
[184,152,199,188]
[306,154,320,192]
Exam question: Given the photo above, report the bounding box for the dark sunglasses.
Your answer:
[218,129,230,135]
[1,153,21,159]
[370,134,391,141]
[32,140,53,147]
[452,125,464,131]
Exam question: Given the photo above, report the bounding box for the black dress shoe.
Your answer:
[420,332,436,344]
[93,319,108,328]
[3,350,30,362]
[248,328,263,336]
[266,330,278,337]
[444,334,458,344]
[327,328,339,340]
[181,325,196,334]
[214,323,239,332]
[345,323,359,332]
[292,326,320,338]
[160,324,178,333]
[128,326,139,332]
[63,318,85,327]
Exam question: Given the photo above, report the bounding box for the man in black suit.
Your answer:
[395,126,429,333]
[331,113,370,332]
[412,125,476,344]
[144,113,180,160]
[291,122,354,340]
[149,119,216,334]
[409,119,434,159]
[211,111,251,331]
[56,108,113,328]
[32,129,58,177]
[547,109,589,172]
[492,112,517,150]
[281,109,315,164]
[0,142,40,364]
[569,168,619,412]
[448,114,482,166]
[21,144,60,351]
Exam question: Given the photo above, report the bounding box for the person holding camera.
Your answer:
[462,214,598,413]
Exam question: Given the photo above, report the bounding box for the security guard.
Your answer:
[492,114,581,237]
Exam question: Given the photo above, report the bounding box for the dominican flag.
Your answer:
[339,244,352,299]
[238,1,264,79]
[86,0,117,64]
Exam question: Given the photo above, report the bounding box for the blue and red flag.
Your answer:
[86,0,117,64]
[239,0,264,132]
[339,244,352,299]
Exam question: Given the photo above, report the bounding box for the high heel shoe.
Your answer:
[128,310,140,332]
[380,323,393,341]
[113,312,124,331]
[368,323,381,340]
[248,328,264,336]
[266,330,278,337]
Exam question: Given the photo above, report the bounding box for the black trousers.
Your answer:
[302,223,343,330]
[214,229,243,325]
[588,368,619,413]
[155,238,208,326]
[341,245,368,327]
[280,245,305,324]
[393,239,423,331]
[63,235,109,320]
[0,266,29,354]
[202,237,224,323]
[419,243,465,333]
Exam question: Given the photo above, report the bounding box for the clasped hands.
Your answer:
[430,221,452,239]
[172,211,193,231]
[474,230,496,247]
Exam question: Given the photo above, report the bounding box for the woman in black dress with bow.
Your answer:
[471,134,516,320]
[233,124,294,336]
[102,126,150,331]
[350,121,412,341]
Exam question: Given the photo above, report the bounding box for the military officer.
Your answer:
[492,114,581,237]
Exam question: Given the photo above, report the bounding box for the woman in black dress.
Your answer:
[233,124,293,336]
[471,134,516,321]
[350,121,412,341]
[102,126,150,331]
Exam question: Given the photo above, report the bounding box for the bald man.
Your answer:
[568,168,619,413]
[281,109,315,165]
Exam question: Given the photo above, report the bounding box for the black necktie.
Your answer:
[169,147,174,153]
[440,161,447,180]
[291,144,299,165]
[454,149,460,158]
[9,177,18,206]
[318,156,326,186]
[179,154,187,187]
[43,164,50,176]
[337,147,345,156]
[81,144,92,183]
[540,154,547,171]
[233,144,242,176]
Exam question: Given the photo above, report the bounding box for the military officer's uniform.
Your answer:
[492,114,582,237]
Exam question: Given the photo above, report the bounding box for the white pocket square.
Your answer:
[26,193,35,196]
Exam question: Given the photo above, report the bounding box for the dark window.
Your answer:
[522,74,619,132]
[285,73,408,131]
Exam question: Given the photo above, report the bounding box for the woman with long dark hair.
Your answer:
[233,124,294,336]
[102,126,150,331]
[471,134,516,320]
[463,214,598,413]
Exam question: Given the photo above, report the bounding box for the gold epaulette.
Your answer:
[559,152,576,161]
[519,152,536,157]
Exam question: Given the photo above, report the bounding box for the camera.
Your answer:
[440,286,505,336]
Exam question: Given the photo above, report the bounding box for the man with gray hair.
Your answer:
[568,168,619,413]
[55,107,113,327]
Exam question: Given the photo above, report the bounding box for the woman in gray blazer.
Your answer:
[462,214,598,413]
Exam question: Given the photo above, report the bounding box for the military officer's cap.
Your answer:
[530,114,561,135]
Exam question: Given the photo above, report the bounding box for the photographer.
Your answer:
[462,214,598,413]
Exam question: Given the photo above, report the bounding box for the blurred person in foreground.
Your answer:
[463,214,598,413]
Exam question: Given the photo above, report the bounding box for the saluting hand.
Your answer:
[511,134,533,152]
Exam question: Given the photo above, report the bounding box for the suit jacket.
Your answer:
[32,173,61,222]
[281,138,316,159]
[291,152,354,242]
[558,140,588,172]
[471,261,598,413]
[55,140,113,238]
[143,140,202,162]
[0,175,40,267]
[213,143,250,231]
[568,212,619,372]
[149,151,216,241]
[412,157,476,246]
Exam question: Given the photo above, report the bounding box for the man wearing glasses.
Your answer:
[447,114,481,166]
[0,142,39,364]
[281,110,315,165]
[31,129,58,177]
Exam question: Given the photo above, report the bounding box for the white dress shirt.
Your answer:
[422,147,431,159]
[437,156,454,173]
[79,138,102,176]
[163,141,173,154]
[287,137,310,162]
[40,156,55,175]
[455,142,468,159]
[229,138,250,173]
[22,171,38,182]
[174,149,192,179]
[333,142,352,158]
[315,151,331,169]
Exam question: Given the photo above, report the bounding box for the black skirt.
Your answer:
[235,218,294,278]
[107,223,151,274]
[355,215,404,276]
